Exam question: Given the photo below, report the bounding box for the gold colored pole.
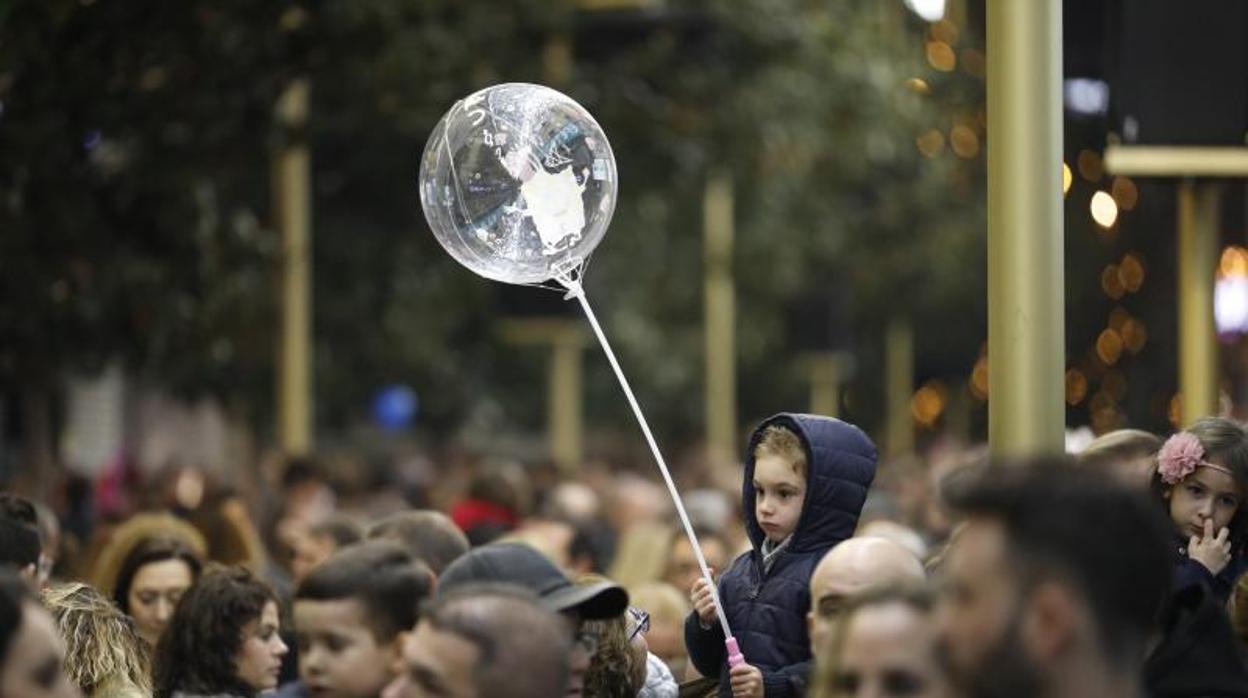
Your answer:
[885,318,915,456]
[550,326,586,473]
[1177,180,1221,424]
[704,170,737,460]
[806,352,850,418]
[500,319,587,473]
[987,0,1065,456]
[275,78,313,456]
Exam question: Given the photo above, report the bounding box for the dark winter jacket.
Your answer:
[1173,534,1248,605]
[685,413,877,697]
[1145,582,1248,697]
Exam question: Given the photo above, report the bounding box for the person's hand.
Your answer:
[1189,520,1232,576]
[729,663,763,698]
[691,572,717,626]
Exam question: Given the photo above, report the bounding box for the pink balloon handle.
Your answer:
[726,637,745,668]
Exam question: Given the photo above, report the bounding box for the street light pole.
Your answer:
[986,0,1066,456]
[275,78,313,457]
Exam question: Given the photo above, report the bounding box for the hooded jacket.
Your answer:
[685,413,877,697]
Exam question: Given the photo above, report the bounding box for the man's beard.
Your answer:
[943,614,1047,698]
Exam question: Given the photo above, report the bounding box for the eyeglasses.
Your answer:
[626,607,650,643]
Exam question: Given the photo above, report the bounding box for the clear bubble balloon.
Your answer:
[419,83,618,286]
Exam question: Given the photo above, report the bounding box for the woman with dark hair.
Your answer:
[153,567,287,698]
[112,537,203,649]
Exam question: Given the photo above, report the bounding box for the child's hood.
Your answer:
[741,413,878,554]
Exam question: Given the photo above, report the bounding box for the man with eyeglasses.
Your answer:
[437,542,629,697]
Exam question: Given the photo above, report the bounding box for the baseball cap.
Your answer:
[438,542,628,620]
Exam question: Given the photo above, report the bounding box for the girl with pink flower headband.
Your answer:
[1150,416,1248,603]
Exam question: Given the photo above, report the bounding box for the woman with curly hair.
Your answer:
[577,574,664,698]
[41,583,151,698]
[152,567,287,698]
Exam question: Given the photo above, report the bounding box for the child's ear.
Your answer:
[1162,487,1172,500]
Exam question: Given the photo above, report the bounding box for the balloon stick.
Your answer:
[560,277,742,666]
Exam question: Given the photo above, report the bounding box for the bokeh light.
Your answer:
[1111,176,1139,211]
[1077,149,1103,182]
[1091,191,1118,229]
[911,381,948,427]
[950,125,979,159]
[1065,368,1088,406]
[916,129,946,157]
[1096,328,1123,365]
[1118,253,1145,292]
[926,41,957,72]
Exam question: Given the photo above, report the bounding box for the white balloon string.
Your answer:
[561,278,734,641]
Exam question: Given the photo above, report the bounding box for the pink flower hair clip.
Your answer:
[1157,431,1232,484]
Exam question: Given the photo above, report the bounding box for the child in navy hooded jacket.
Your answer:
[685,413,877,697]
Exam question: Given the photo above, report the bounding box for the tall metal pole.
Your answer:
[885,318,914,456]
[986,0,1065,456]
[1177,180,1221,424]
[704,170,737,460]
[275,78,313,456]
[550,325,586,473]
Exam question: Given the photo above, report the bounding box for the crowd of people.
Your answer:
[4,411,1248,697]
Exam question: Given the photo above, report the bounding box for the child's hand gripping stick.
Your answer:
[725,636,745,669]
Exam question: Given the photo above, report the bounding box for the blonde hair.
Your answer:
[1077,429,1162,468]
[628,581,690,625]
[89,513,207,600]
[608,522,672,591]
[755,425,807,478]
[41,582,152,697]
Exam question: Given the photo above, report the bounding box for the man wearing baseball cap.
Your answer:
[438,542,629,697]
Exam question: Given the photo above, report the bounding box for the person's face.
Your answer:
[127,558,194,647]
[754,455,806,543]
[643,615,686,679]
[295,598,399,698]
[827,602,949,698]
[0,601,81,698]
[235,601,288,691]
[809,564,870,653]
[935,519,1042,698]
[381,620,479,698]
[935,519,1016,688]
[1167,465,1242,538]
[291,533,337,584]
[666,537,728,594]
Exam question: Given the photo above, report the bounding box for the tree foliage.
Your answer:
[1,0,989,455]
